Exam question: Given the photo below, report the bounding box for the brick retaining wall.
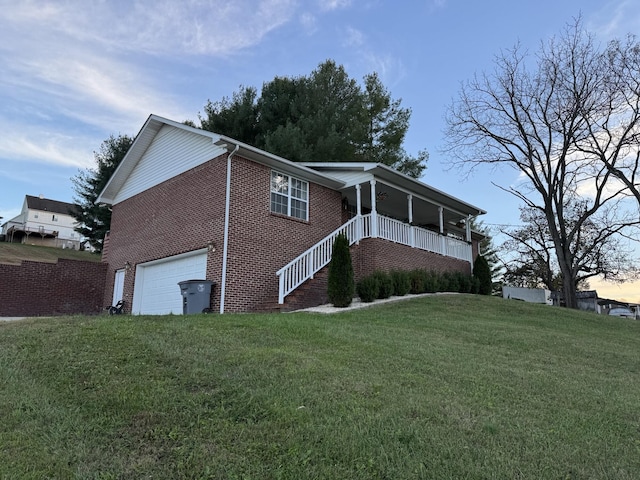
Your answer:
[0,259,107,317]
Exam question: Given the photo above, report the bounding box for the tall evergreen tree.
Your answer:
[198,60,428,178]
[199,86,259,145]
[71,134,133,252]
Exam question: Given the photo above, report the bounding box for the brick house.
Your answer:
[98,115,485,314]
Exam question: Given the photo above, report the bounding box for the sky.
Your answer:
[1,0,639,302]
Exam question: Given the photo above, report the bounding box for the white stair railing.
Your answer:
[276,214,472,304]
[276,216,368,304]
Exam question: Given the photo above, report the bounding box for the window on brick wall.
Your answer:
[270,170,308,221]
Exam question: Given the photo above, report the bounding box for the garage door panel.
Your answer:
[133,251,207,315]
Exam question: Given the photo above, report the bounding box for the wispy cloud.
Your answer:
[0,0,300,170]
[1,0,298,57]
[300,12,319,34]
[338,27,406,86]
[427,0,447,13]
[0,120,98,169]
[587,0,640,39]
[344,27,365,48]
[363,53,407,86]
[318,0,352,12]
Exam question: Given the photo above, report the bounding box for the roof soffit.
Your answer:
[301,162,485,216]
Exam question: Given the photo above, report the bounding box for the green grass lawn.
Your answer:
[0,242,100,265]
[1,294,639,479]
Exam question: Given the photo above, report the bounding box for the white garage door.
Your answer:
[132,250,207,314]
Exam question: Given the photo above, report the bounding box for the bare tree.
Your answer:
[575,35,640,204]
[444,18,640,308]
[500,204,637,293]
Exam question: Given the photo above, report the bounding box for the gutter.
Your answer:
[219,143,239,314]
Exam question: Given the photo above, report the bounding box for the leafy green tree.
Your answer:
[71,134,133,252]
[198,60,427,177]
[327,233,355,307]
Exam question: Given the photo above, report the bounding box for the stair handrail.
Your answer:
[276,215,368,304]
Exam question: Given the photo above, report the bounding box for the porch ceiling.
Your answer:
[301,162,485,225]
[342,181,466,228]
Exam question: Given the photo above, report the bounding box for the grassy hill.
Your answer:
[0,242,101,265]
[1,295,639,479]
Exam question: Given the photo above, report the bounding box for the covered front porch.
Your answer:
[278,163,486,304]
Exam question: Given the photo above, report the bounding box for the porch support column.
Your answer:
[439,206,446,255]
[370,179,378,238]
[407,194,414,248]
[466,215,472,242]
[355,184,363,243]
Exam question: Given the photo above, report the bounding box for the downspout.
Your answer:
[220,143,239,314]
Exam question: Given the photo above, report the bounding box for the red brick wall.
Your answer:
[223,156,343,311]
[281,238,474,311]
[103,154,227,312]
[351,237,472,280]
[103,153,344,313]
[0,259,107,316]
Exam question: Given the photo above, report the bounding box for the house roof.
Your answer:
[98,115,345,204]
[97,115,485,220]
[25,195,77,216]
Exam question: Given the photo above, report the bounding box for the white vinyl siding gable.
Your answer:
[113,125,226,204]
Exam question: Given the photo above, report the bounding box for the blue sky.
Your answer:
[1,0,639,301]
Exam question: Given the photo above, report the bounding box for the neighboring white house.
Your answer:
[1,195,82,249]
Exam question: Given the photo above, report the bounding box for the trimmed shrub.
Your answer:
[373,270,394,299]
[391,270,411,296]
[421,270,436,293]
[356,275,379,303]
[439,272,453,292]
[473,255,492,295]
[451,271,472,293]
[409,269,425,294]
[327,233,355,307]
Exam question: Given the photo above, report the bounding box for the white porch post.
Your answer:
[355,183,362,243]
[466,214,473,265]
[370,179,378,238]
[407,194,414,248]
[439,206,446,255]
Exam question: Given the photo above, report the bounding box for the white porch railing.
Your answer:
[276,214,472,304]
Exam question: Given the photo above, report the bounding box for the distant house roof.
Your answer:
[25,195,77,216]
